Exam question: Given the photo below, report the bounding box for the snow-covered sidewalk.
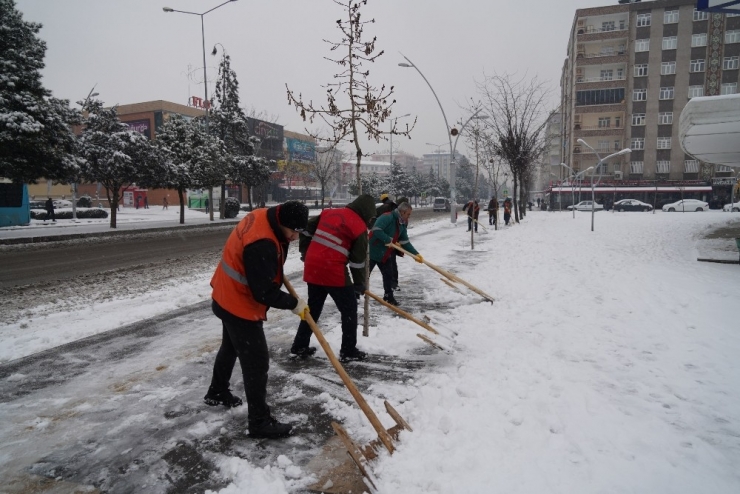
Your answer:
[1,210,739,493]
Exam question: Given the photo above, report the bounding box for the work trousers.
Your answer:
[292,283,358,354]
[370,258,395,297]
[209,319,270,423]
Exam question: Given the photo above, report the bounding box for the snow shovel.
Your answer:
[365,290,453,352]
[388,243,495,303]
[282,278,412,487]
[470,216,489,233]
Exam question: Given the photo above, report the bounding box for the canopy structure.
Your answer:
[679,93,740,168]
[696,1,740,13]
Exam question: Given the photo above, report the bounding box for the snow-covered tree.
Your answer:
[0,0,80,184]
[155,115,225,224]
[455,155,476,201]
[77,100,158,228]
[386,161,413,198]
[348,172,383,198]
[210,52,269,212]
[312,144,343,207]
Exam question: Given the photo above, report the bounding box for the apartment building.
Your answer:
[560,0,740,205]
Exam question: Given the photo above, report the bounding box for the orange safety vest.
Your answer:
[304,208,367,286]
[210,208,283,321]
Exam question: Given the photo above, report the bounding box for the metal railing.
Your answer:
[578,24,629,35]
[577,50,627,59]
[576,75,626,83]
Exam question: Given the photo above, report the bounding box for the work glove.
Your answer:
[353,283,366,300]
[415,254,424,264]
[292,298,309,320]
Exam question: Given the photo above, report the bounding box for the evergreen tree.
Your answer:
[387,161,412,197]
[0,0,80,183]
[455,155,476,201]
[77,100,158,228]
[155,115,225,224]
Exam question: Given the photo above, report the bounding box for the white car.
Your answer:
[662,199,709,212]
[567,200,604,211]
[722,201,740,212]
[52,199,73,208]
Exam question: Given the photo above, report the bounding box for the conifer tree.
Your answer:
[0,0,80,183]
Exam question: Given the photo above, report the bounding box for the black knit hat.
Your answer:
[278,201,309,230]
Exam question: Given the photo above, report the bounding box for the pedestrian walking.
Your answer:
[144,197,149,209]
[504,198,512,225]
[135,196,140,209]
[204,197,210,214]
[163,197,168,210]
[290,194,376,362]
[537,198,541,208]
[369,202,423,306]
[44,197,56,223]
[204,200,309,439]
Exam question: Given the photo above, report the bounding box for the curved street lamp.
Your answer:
[163,0,239,221]
[577,139,631,231]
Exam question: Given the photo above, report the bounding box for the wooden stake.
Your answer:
[388,243,495,303]
[283,278,395,454]
[365,290,439,335]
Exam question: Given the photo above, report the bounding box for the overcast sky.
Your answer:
[16,0,613,160]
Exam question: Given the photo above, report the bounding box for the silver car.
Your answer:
[661,199,708,212]
[566,200,604,211]
[722,201,740,212]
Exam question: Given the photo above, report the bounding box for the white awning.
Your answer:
[679,94,740,168]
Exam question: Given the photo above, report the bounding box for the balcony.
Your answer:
[575,124,625,131]
[578,24,628,35]
[576,75,626,83]
[576,50,627,59]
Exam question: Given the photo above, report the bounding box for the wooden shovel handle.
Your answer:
[283,277,394,454]
[365,290,438,335]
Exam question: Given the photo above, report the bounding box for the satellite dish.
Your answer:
[450,128,458,136]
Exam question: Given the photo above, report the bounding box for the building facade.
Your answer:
[559,0,740,207]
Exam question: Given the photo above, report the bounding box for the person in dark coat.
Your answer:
[487,197,498,226]
[503,198,512,225]
[45,197,56,222]
[204,197,210,214]
[205,201,309,439]
[292,194,377,362]
[463,200,480,232]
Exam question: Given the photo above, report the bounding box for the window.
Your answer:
[723,56,739,70]
[635,39,650,52]
[692,33,708,47]
[664,10,679,24]
[614,140,621,151]
[688,85,704,98]
[631,137,645,150]
[690,59,706,72]
[601,69,614,81]
[657,137,672,149]
[661,61,676,75]
[598,140,611,151]
[662,36,678,50]
[659,112,673,124]
[637,13,651,27]
[721,83,738,95]
[630,161,644,174]
[602,21,615,32]
[632,113,646,126]
[718,165,733,172]
[575,88,625,106]
[633,88,647,101]
[659,87,675,100]
[596,163,608,175]
[693,9,709,21]
[598,117,611,128]
[656,161,671,174]
[615,116,622,127]
[684,160,699,173]
[634,64,649,77]
[727,30,740,44]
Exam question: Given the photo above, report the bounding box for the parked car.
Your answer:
[723,201,740,212]
[53,199,73,208]
[432,197,450,212]
[567,200,604,211]
[612,199,653,212]
[28,200,46,209]
[661,199,709,212]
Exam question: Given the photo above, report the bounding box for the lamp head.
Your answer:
[577,138,587,145]
[618,148,632,156]
[163,7,174,12]
[212,46,218,56]
[398,63,412,68]
[90,92,99,98]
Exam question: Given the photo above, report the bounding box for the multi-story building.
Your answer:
[559,0,740,207]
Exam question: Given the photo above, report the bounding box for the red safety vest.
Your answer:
[304,208,367,286]
[210,209,283,321]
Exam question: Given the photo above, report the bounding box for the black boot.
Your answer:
[248,416,293,439]
[290,346,317,359]
[203,388,243,408]
[339,348,367,362]
[383,293,399,306]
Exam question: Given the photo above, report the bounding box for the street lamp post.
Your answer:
[577,139,631,231]
[73,86,99,223]
[163,0,238,221]
[560,163,579,219]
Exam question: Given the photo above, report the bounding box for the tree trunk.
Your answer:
[512,175,520,223]
[108,189,118,229]
[178,189,185,224]
[220,181,226,219]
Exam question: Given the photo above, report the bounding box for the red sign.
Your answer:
[190,96,211,109]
